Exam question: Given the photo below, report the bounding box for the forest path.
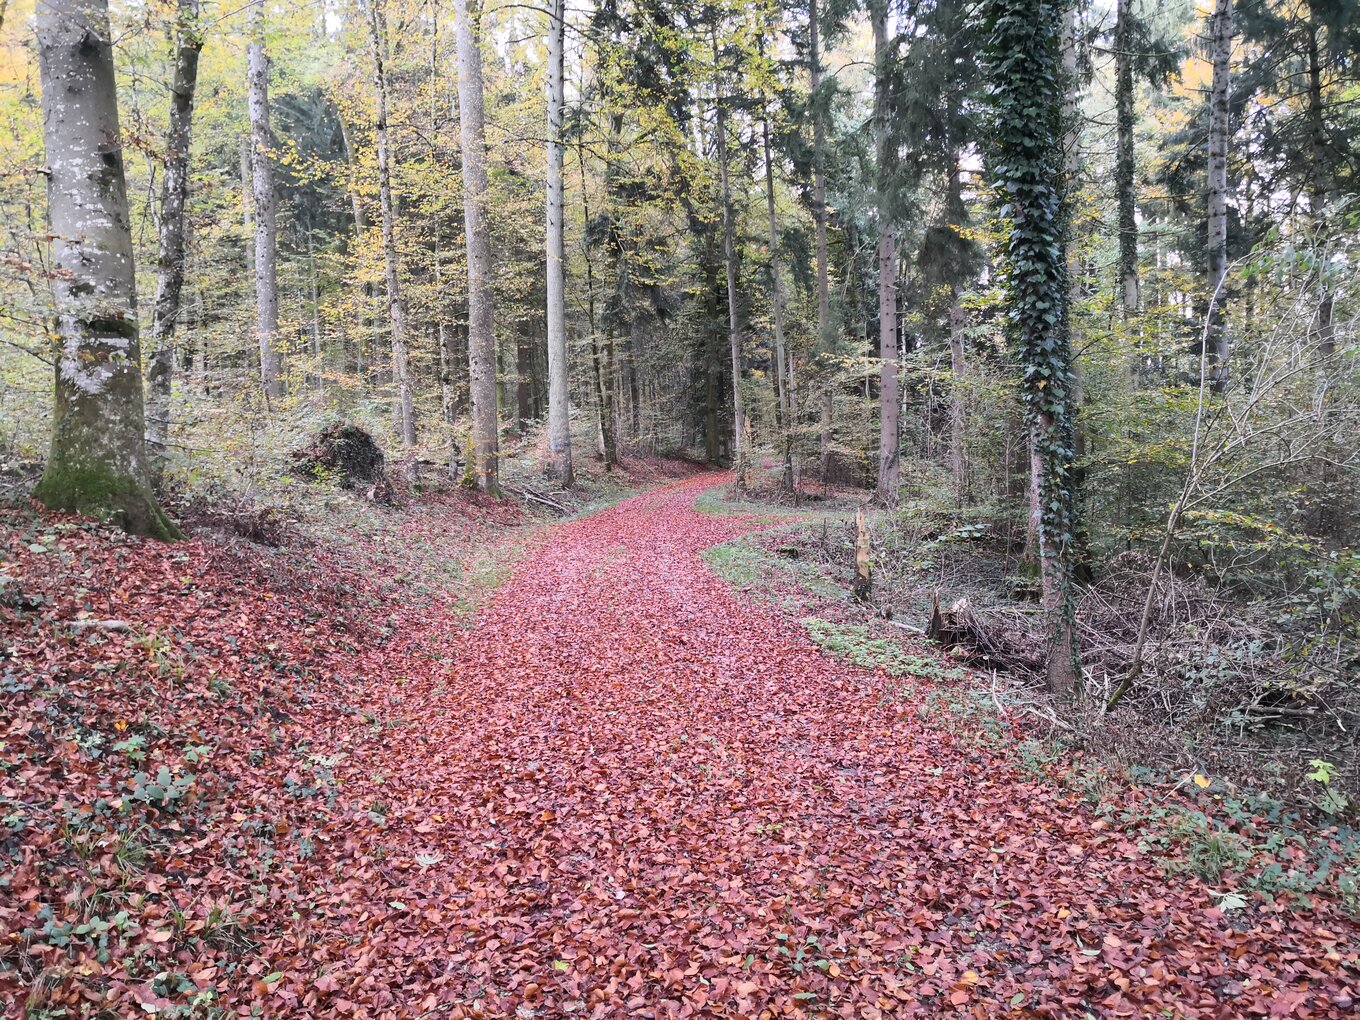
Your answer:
[342,474,1352,1018]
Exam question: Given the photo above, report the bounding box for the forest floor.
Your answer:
[2,471,1358,1018]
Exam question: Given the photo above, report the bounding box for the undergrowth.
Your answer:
[697,483,1360,919]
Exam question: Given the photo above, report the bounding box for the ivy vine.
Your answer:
[981,0,1083,691]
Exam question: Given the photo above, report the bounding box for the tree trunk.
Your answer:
[337,114,370,233]
[713,32,745,488]
[986,0,1080,700]
[1305,2,1333,356]
[948,299,967,500]
[516,332,532,432]
[239,134,254,272]
[247,3,283,401]
[33,0,179,539]
[762,113,793,493]
[362,0,416,447]
[872,2,899,501]
[454,0,498,491]
[628,314,644,438]
[544,0,573,484]
[1114,0,1139,315]
[1206,0,1232,393]
[810,0,833,487]
[146,0,202,482]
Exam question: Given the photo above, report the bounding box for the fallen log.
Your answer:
[504,483,570,513]
[927,594,1045,673]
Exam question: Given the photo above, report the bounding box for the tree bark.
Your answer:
[544,0,573,484]
[810,0,833,488]
[454,0,498,491]
[712,30,745,488]
[1114,0,1139,315]
[872,1,899,501]
[1206,0,1232,393]
[362,0,416,447]
[33,0,180,539]
[948,299,967,500]
[146,0,202,481]
[762,113,793,493]
[1305,2,1333,356]
[337,114,369,233]
[986,0,1080,700]
[247,3,283,401]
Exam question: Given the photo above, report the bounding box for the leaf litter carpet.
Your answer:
[294,477,1357,1017]
[4,475,1356,1017]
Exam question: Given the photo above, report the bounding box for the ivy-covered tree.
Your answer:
[982,0,1081,698]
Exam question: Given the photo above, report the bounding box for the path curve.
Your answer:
[327,475,1356,1018]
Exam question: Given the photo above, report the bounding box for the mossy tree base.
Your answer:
[34,464,183,541]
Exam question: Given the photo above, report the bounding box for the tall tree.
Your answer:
[1114,0,1138,315]
[1305,0,1333,355]
[361,0,417,448]
[712,23,746,487]
[1235,0,1360,358]
[809,0,834,487]
[454,0,498,491]
[146,0,203,479]
[762,107,794,493]
[1205,0,1232,393]
[872,0,899,500]
[544,0,573,485]
[33,0,180,539]
[246,2,283,400]
[983,0,1081,699]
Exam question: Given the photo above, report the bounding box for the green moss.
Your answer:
[34,462,182,541]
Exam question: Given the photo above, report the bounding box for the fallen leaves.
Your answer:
[2,477,1357,1018]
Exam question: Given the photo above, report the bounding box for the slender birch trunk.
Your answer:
[362,0,416,447]
[146,0,203,480]
[1206,0,1232,393]
[545,0,573,484]
[33,0,179,538]
[247,3,283,400]
[454,0,498,491]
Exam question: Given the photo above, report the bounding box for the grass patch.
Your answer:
[802,617,965,682]
[702,533,844,608]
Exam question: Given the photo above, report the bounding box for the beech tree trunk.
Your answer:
[872,2,899,501]
[1114,0,1139,315]
[762,113,793,493]
[362,0,416,448]
[247,4,283,400]
[544,0,573,484]
[810,0,833,487]
[713,35,745,487]
[1206,0,1232,393]
[33,0,180,539]
[146,0,202,480]
[454,0,498,491]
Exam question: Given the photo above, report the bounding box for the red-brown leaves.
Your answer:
[2,479,1357,1017]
